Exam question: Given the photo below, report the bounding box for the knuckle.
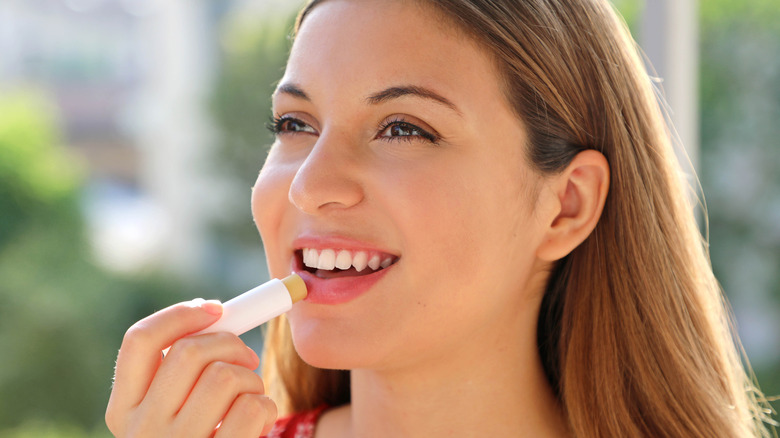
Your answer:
[234,393,278,434]
[166,336,202,363]
[204,361,239,388]
[259,396,279,436]
[235,393,266,418]
[253,373,266,395]
[121,323,154,351]
[213,331,248,353]
[264,395,279,420]
[125,421,155,438]
[126,403,165,438]
[105,409,121,435]
[105,406,154,438]
[213,331,240,344]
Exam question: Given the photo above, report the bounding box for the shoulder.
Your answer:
[263,405,329,438]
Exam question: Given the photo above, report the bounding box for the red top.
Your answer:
[263,405,329,438]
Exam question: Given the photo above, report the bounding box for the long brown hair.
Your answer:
[262,0,772,436]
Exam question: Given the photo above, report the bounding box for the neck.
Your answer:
[337,309,570,438]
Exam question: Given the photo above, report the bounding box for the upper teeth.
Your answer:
[303,248,394,272]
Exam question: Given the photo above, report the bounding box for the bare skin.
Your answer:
[106,300,278,436]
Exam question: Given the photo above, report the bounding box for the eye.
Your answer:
[267,115,318,136]
[377,119,438,144]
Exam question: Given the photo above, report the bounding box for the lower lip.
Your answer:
[294,264,393,305]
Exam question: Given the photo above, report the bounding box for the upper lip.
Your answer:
[292,234,399,257]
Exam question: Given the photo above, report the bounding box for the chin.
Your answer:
[291,335,366,371]
[288,317,384,371]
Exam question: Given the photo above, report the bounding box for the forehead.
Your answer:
[282,0,502,109]
[297,0,463,44]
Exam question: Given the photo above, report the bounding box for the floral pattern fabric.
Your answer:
[263,405,328,438]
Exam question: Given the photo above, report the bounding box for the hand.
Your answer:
[105,299,278,437]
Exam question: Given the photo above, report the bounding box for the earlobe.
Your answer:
[536,150,610,261]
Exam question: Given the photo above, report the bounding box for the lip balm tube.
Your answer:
[162,274,307,356]
[195,274,307,337]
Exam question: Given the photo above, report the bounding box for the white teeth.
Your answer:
[367,254,381,271]
[303,248,319,268]
[317,249,336,270]
[302,248,394,272]
[352,251,368,272]
[380,257,393,269]
[335,250,352,270]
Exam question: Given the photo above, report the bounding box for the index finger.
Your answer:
[108,299,223,414]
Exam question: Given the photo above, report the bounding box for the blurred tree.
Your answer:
[0,91,81,250]
[209,9,298,248]
[0,92,214,436]
[698,0,780,425]
[611,0,642,28]
[0,419,108,438]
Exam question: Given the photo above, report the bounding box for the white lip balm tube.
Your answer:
[195,274,307,337]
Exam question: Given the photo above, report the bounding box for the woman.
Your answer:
[106,0,772,436]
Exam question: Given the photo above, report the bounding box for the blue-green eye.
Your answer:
[377,120,438,143]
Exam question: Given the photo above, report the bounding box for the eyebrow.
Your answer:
[274,83,310,101]
[274,83,461,115]
[366,85,461,115]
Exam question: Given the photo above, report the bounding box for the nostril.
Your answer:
[287,142,365,214]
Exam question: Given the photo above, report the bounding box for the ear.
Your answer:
[536,149,609,262]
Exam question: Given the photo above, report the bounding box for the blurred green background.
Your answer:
[0,0,777,436]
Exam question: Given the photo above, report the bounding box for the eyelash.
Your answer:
[267,114,439,145]
[376,118,439,144]
[267,115,311,136]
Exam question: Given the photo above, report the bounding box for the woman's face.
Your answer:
[253,0,553,370]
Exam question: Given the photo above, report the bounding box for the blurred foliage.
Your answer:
[698,0,780,428]
[208,10,297,247]
[611,0,642,29]
[211,9,296,178]
[0,92,215,436]
[0,419,108,438]
[701,0,780,31]
[0,91,81,249]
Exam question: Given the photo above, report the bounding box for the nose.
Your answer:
[288,132,365,215]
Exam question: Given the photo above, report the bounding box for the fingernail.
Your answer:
[201,300,223,315]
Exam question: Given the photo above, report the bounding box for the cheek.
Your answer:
[389,166,491,278]
[251,159,297,274]
[391,155,540,293]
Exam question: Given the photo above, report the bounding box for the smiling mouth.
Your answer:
[298,248,398,279]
